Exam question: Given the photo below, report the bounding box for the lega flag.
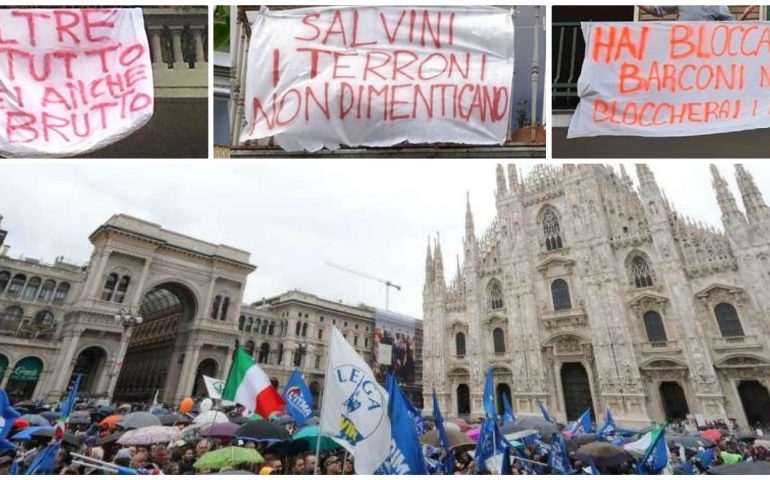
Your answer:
[321,327,390,474]
[223,348,286,417]
[203,375,226,400]
[0,8,154,157]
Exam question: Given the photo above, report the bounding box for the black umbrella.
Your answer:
[69,412,92,425]
[576,442,633,468]
[229,416,250,425]
[234,420,291,442]
[567,434,598,452]
[668,434,715,450]
[30,428,83,447]
[157,413,191,426]
[96,431,124,446]
[711,462,770,475]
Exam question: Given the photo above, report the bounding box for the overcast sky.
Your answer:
[0,160,766,318]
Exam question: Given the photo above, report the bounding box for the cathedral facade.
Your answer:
[423,164,770,429]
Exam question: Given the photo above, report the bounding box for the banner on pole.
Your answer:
[242,6,514,151]
[568,21,770,138]
[0,8,154,157]
[203,375,225,400]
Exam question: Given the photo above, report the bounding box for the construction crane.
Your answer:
[325,262,401,310]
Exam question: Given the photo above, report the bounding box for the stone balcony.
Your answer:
[711,335,763,352]
[143,7,208,98]
[639,340,682,355]
[541,306,588,330]
[0,315,57,340]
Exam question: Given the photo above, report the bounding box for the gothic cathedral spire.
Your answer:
[434,233,445,287]
[711,164,746,228]
[425,236,434,284]
[496,164,508,199]
[636,164,660,195]
[465,192,475,241]
[735,164,770,225]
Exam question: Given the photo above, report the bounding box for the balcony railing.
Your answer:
[143,7,208,98]
[639,340,681,354]
[0,315,57,340]
[711,335,762,352]
[552,22,584,111]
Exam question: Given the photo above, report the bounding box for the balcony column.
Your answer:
[148,27,164,65]
[192,27,206,68]
[170,26,185,69]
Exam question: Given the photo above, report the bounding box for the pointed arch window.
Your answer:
[493,327,506,354]
[220,297,230,321]
[551,279,572,311]
[543,209,563,251]
[714,303,745,338]
[630,256,654,288]
[488,281,504,310]
[643,311,667,343]
[101,273,119,301]
[455,332,466,357]
[114,276,130,304]
[211,295,222,319]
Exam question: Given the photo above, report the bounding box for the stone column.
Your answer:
[129,258,154,311]
[82,248,112,301]
[106,326,131,400]
[192,27,206,68]
[175,343,201,401]
[52,327,84,394]
[170,26,185,68]
[148,27,164,65]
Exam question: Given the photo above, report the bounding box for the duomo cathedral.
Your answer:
[423,163,770,429]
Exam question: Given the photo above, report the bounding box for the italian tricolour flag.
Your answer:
[222,347,286,417]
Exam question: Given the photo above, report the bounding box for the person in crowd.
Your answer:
[637,5,758,21]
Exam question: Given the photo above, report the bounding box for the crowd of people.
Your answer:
[5,394,770,475]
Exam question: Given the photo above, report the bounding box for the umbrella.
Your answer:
[229,416,250,425]
[28,427,83,447]
[118,412,162,429]
[201,422,241,439]
[235,420,291,442]
[97,431,124,446]
[504,416,561,438]
[207,470,255,475]
[668,434,715,450]
[194,446,264,470]
[755,439,770,449]
[12,418,29,430]
[567,433,598,452]
[194,411,230,427]
[711,462,770,475]
[39,411,59,422]
[150,406,171,415]
[421,428,476,452]
[20,414,50,426]
[100,415,124,428]
[448,418,471,432]
[576,442,633,468]
[701,429,722,443]
[291,425,339,451]
[276,415,295,425]
[304,417,319,426]
[12,426,48,440]
[69,411,92,425]
[117,426,182,446]
[157,413,191,426]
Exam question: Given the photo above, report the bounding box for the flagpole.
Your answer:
[313,346,331,474]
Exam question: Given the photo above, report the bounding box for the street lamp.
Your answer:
[106,309,143,401]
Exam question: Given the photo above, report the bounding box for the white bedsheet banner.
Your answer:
[241,6,514,151]
[568,21,770,138]
[0,8,154,157]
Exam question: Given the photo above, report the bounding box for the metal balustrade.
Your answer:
[552,22,583,111]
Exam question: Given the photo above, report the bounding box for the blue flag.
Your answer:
[681,461,696,475]
[500,446,512,475]
[399,386,425,435]
[378,373,427,475]
[501,391,516,424]
[697,448,715,469]
[596,408,616,441]
[537,399,553,423]
[25,440,61,475]
[482,368,496,420]
[432,389,454,474]
[282,369,313,427]
[0,389,19,452]
[547,433,575,475]
[569,408,593,435]
[474,417,504,473]
[636,425,668,474]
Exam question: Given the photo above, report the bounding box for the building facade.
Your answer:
[423,164,770,429]
[0,214,422,407]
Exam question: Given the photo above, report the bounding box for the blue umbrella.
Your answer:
[12,426,48,440]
